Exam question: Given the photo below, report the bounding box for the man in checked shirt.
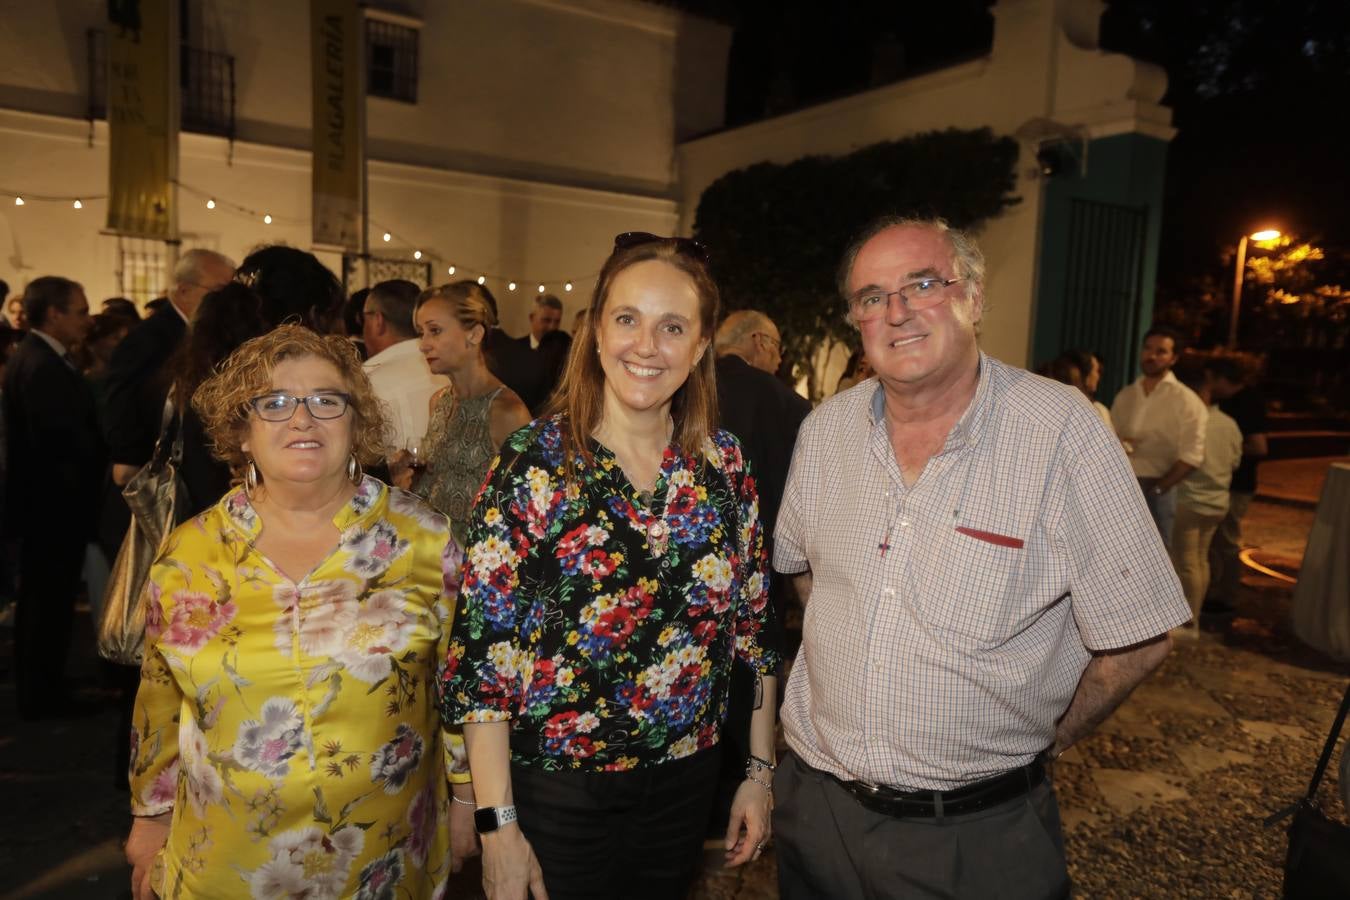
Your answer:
[771,216,1190,899]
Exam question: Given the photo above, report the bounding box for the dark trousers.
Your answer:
[14,531,85,718]
[774,752,1071,900]
[511,747,721,900]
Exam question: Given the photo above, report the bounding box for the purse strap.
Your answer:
[1303,680,1350,803]
[149,397,184,471]
[1265,679,1350,827]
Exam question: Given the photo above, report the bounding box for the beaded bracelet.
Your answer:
[450,795,476,807]
[745,773,773,793]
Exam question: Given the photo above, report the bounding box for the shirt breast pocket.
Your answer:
[921,527,1030,647]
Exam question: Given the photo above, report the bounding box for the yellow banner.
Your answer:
[106,0,176,239]
[311,0,363,250]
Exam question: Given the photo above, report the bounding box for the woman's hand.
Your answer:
[125,813,170,900]
[388,450,415,490]
[724,777,772,867]
[449,788,481,873]
[481,826,549,900]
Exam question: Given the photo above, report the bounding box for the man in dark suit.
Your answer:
[99,249,233,558]
[3,276,105,718]
[715,310,811,539]
[710,308,811,828]
[512,293,572,414]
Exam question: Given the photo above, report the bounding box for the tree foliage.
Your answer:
[691,127,1019,397]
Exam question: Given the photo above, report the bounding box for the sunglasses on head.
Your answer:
[612,232,710,264]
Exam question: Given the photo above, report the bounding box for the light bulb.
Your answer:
[538,284,545,293]
[206,198,216,209]
[508,282,517,291]
[14,196,23,206]
[413,250,422,260]
[564,282,573,292]
[447,265,456,275]
[477,275,486,285]
[73,199,83,209]
[383,232,391,242]
[263,213,273,224]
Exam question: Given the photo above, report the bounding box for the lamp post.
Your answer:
[1228,228,1281,348]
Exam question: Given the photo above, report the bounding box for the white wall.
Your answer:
[675,0,1172,371]
[0,0,729,197]
[0,0,726,334]
[0,109,678,336]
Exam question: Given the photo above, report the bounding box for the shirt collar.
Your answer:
[867,352,994,452]
[222,474,387,539]
[363,337,422,369]
[31,328,68,357]
[169,297,191,324]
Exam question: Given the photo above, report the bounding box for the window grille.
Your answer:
[366,19,418,103]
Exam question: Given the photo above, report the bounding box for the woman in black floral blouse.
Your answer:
[438,233,779,899]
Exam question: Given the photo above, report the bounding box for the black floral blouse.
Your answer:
[438,415,778,772]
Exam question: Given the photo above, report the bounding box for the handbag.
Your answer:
[96,401,186,666]
[1265,680,1350,899]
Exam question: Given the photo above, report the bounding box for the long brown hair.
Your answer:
[550,238,720,476]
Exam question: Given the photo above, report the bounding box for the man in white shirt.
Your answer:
[361,280,447,456]
[772,217,1186,899]
[1168,356,1242,634]
[1111,326,1207,550]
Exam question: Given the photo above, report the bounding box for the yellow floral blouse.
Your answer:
[129,476,469,900]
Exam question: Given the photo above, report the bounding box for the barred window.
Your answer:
[366,19,418,103]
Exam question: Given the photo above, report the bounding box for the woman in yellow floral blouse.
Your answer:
[124,325,476,899]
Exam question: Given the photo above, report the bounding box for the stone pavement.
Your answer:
[1,461,1346,899]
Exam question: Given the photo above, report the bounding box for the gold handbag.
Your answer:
[96,403,185,666]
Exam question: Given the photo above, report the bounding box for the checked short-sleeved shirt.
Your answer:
[774,354,1189,790]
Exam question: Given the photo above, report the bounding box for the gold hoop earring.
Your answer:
[348,454,361,484]
[245,459,259,495]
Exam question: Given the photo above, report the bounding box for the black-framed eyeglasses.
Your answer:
[849,277,964,321]
[613,231,710,264]
[248,391,352,422]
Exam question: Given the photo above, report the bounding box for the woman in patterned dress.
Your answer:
[439,234,780,900]
[406,282,530,545]
[123,325,476,899]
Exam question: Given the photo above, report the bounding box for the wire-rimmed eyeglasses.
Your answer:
[248,391,352,422]
[849,277,964,322]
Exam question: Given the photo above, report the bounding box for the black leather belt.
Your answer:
[829,757,1046,818]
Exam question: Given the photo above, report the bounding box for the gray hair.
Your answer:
[836,216,985,309]
[173,248,235,288]
[714,309,775,354]
[534,293,563,312]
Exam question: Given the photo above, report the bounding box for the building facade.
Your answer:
[0,0,730,335]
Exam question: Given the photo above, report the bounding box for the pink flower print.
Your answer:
[159,592,237,654]
[138,758,179,810]
[233,698,305,781]
[340,521,411,579]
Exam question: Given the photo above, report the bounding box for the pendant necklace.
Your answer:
[637,487,670,558]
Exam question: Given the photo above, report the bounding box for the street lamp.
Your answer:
[1228,228,1281,348]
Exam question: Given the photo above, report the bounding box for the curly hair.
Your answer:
[191,325,390,478]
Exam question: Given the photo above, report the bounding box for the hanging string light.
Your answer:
[3,183,596,293]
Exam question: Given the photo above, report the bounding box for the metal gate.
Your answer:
[1061,199,1148,398]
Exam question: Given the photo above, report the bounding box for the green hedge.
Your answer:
[693,127,1020,395]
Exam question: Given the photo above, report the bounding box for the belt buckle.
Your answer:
[856,780,884,796]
